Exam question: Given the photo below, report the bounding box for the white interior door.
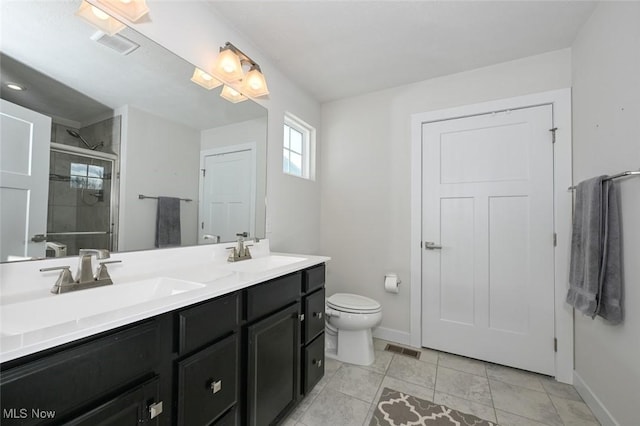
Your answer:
[421,104,555,375]
[0,99,51,261]
[199,147,255,243]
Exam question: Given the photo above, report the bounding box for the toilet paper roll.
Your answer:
[384,274,399,294]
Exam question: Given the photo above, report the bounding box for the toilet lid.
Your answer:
[327,293,381,313]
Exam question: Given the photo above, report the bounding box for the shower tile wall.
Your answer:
[48,117,119,256]
[51,116,121,155]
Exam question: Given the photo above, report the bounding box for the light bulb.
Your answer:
[201,72,213,81]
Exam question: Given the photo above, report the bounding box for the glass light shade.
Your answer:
[220,85,247,103]
[75,1,125,36]
[212,49,244,82]
[241,67,269,98]
[93,0,149,22]
[190,68,222,90]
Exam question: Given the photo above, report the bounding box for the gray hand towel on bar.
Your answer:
[596,180,622,324]
[566,176,623,324]
[155,196,181,248]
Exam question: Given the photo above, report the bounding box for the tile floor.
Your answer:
[282,339,600,426]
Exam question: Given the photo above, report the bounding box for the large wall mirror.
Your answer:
[0,1,268,262]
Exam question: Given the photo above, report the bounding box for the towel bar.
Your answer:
[568,169,640,190]
[138,194,193,202]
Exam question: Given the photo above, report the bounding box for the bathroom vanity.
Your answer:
[0,244,328,425]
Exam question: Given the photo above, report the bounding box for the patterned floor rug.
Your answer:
[370,388,497,426]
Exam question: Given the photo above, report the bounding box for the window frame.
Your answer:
[283,113,315,180]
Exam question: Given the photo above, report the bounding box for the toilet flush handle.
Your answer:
[325,308,341,318]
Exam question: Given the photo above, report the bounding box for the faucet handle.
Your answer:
[41,266,75,293]
[95,260,121,283]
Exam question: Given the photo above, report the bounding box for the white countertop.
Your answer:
[0,241,329,363]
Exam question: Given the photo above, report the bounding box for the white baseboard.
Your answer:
[573,371,618,426]
[372,327,412,346]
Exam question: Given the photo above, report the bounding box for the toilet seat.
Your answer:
[327,293,381,314]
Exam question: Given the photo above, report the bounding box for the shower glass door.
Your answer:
[47,149,115,256]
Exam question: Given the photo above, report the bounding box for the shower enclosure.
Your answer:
[46,147,117,256]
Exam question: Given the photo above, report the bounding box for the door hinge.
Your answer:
[549,127,558,144]
[420,241,423,249]
[201,222,204,230]
[553,233,557,247]
[299,314,305,322]
[201,168,206,177]
[554,338,558,352]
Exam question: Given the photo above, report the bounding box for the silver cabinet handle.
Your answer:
[148,401,163,419]
[424,242,442,250]
[210,380,222,394]
[31,234,46,242]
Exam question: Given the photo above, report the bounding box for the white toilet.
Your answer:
[325,293,382,366]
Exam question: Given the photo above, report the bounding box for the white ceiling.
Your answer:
[207,1,597,103]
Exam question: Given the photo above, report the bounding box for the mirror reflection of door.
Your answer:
[199,145,256,244]
[0,99,51,261]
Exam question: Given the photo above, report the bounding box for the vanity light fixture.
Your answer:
[241,65,269,98]
[92,0,150,23]
[212,45,244,83]
[190,68,223,90]
[75,1,125,36]
[211,42,270,100]
[220,85,248,103]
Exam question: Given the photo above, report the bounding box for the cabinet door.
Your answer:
[303,333,325,394]
[65,377,162,425]
[177,334,238,426]
[0,321,159,426]
[246,303,301,426]
[304,288,325,344]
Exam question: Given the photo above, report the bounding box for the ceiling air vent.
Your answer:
[90,31,139,55]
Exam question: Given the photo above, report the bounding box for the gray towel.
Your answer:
[566,176,623,324]
[155,197,181,248]
[597,181,622,324]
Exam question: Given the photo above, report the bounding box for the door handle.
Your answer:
[31,234,46,242]
[424,241,442,250]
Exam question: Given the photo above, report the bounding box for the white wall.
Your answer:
[201,117,268,238]
[119,106,200,251]
[125,1,322,255]
[571,3,640,425]
[320,49,572,336]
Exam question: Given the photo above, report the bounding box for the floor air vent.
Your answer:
[384,344,421,359]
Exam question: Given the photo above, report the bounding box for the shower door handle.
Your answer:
[31,234,46,243]
[424,241,442,250]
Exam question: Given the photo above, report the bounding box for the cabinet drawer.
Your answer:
[65,376,161,425]
[303,333,325,394]
[177,333,238,426]
[0,321,159,426]
[303,264,325,293]
[304,288,326,344]
[178,292,239,355]
[246,272,301,322]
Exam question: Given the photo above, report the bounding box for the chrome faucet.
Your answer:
[40,249,121,294]
[226,232,252,262]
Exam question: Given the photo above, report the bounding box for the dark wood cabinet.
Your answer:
[246,303,301,426]
[0,264,327,426]
[177,334,239,426]
[64,376,162,425]
[0,321,160,426]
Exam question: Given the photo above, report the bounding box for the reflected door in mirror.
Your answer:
[0,99,51,261]
[200,147,255,243]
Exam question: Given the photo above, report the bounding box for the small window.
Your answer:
[70,162,104,190]
[283,113,314,180]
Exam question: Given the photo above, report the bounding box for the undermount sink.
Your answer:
[224,255,308,274]
[0,277,205,336]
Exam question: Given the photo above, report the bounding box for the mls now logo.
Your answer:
[3,408,56,420]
